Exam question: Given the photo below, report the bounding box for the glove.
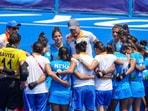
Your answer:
[96,71,104,78]
[56,72,59,77]
[28,81,38,90]
[112,74,117,79]
[116,75,122,81]
[2,68,15,75]
[116,73,126,82]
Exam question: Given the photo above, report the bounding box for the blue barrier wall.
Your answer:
[0,0,148,16]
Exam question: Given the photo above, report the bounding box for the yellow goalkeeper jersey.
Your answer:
[0,47,26,78]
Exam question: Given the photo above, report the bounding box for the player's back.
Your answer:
[0,47,26,71]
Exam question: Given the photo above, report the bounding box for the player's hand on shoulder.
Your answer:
[72,54,80,60]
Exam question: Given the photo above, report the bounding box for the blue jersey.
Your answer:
[144,57,148,69]
[143,57,148,87]
[145,46,148,51]
[49,60,72,105]
[44,50,51,61]
[43,46,52,89]
[107,39,122,52]
[130,52,144,82]
[113,52,129,87]
[45,43,71,89]
[112,52,132,99]
[128,52,145,97]
[50,43,71,61]
[50,60,71,93]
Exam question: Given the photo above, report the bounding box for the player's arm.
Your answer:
[135,64,145,71]
[19,61,29,82]
[58,59,77,75]
[45,63,69,87]
[125,59,136,76]
[28,73,46,90]
[94,64,115,79]
[72,54,99,70]
[73,70,95,80]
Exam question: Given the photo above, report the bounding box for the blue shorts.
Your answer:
[112,84,132,99]
[130,81,145,98]
[95,90,112,107]
[49,91,71,105]
[72,85,95,110]
[24,93,48,111]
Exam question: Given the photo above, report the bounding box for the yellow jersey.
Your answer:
[0,47,26,78]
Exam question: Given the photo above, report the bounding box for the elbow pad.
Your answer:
[20,61,29,81]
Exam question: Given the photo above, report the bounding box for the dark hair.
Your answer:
[6,32,21,48]
[75,41,87,52]
[32,41,43,54]
[58,47,70,61]
[118,29,129,36]
[39,32,45,38]
[94,41,106,53]
[122,24,130,34]
[52,27,62,38]
[8,32,21,44]
[112,24,123,30]
[128,35,137,43]
[106,44,115,54]
[136,43,146,52]
[113,24,130,34]
[140,40,147,46]
[122,43,132,50]
[38,32,48,47]
[122,40,137,51]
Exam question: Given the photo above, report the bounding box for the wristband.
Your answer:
[56,72,59,76]
[122,73,127,78]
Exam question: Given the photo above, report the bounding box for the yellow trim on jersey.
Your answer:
[99,52,107,55]
[78,30,84,38]
[67,30,85,40]
[80,52,87,55]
